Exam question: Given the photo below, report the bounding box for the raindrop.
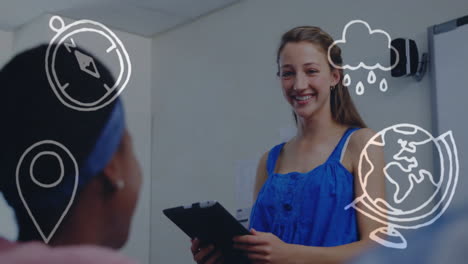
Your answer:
[380,78,388,92]
[367,70,376,84]
[343,74,351,86]
[356,81,365,95]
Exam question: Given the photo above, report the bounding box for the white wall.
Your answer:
[6,14,152,264]
[0,29,13,66]
[0,29,17,241]
[150,0,468,263]
[430,23,468,211]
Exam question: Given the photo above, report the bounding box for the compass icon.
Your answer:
[45,16,131,111]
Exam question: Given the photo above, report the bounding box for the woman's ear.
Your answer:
[102,151,124,192]
[331,68,341,87]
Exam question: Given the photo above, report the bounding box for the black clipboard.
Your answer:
[163,201,251,264]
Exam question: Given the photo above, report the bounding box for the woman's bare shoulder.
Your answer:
[348,128,377,154]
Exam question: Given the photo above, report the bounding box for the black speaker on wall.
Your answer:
[391,38,419,77]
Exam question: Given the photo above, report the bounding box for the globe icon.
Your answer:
[345,123,459,249]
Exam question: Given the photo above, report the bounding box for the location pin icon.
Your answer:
[16,140,78,243]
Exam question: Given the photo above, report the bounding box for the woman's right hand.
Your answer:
[190,238,224,264]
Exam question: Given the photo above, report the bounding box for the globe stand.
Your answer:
[370,226,407,249]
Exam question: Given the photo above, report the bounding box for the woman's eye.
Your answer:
[281,71,294,78]
[306,69,318,75]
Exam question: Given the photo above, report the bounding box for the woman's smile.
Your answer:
[291,92,318,105]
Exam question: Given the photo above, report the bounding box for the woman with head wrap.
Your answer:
[0,44,142,263]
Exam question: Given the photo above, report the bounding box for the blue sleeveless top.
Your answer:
[249,127,360,247]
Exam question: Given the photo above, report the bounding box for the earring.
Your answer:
[115,180,125,190]
[330,85,335,91]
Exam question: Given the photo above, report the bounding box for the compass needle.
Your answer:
[73,50,100,79]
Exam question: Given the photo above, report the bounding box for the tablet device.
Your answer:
[163,201,251,264]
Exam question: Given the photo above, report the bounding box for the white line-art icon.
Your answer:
[329,20,398,95]
[345,124,459,249]
[16,140,78,243]
[45,16,131,111]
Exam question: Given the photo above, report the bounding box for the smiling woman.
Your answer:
[190,26,386,264]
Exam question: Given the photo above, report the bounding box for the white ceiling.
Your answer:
[0,0,240,37]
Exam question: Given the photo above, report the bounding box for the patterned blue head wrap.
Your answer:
[5,99,125,210]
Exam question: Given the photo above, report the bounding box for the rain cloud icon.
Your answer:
[329,20,400,95]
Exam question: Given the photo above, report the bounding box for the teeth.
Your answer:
[295,95,312,101]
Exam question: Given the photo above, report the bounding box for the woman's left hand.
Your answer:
[233,229,294,264]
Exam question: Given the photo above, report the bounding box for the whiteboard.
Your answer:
[429,15,468,210]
